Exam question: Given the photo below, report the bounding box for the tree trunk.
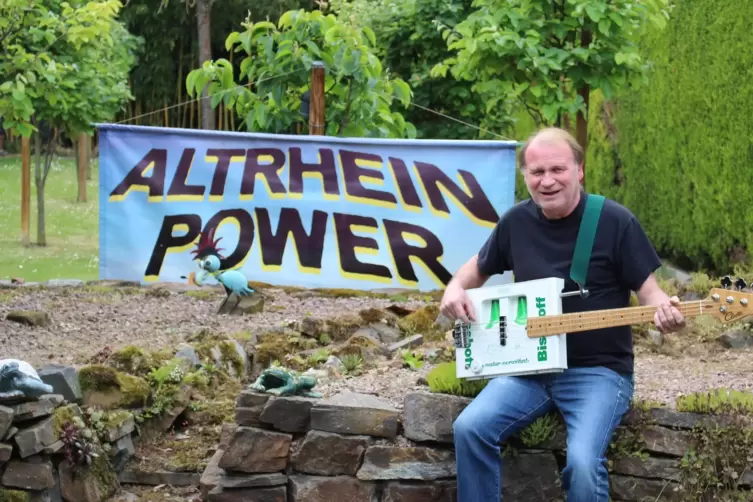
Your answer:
[34,132,45,247]
[196,0,215,130]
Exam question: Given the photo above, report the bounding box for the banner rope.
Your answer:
[115,67,513,141]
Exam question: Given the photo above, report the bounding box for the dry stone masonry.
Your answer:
[199,388,753,501]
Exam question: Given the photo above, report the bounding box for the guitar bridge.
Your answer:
[499,316,507,346]
[453,321,471,349]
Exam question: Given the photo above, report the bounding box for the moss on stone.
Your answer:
[53,404,83,435]
[218,341,244,376]
[78,365,120,391]
[0,488,30,502]
[109,345,154,376]
[324,314,363,341]
[79,364,150,409]
[398,304,444,340]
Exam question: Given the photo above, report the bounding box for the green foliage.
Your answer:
[678,422,753,501]
[585,0,753,273]
[401,349,423,370]
[431,0,669,126]
[185,9,415,138]
[676,389,753,415]
[518,414,557,447]
[340,353,364,375]
[0,0,141,136]
[426,361,487,398]
[328,0,507,139]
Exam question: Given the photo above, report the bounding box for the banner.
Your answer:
[97,124,518,291]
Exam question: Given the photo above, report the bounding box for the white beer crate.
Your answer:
[453,277,568,380]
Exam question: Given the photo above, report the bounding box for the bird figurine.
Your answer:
[190,228,256,298]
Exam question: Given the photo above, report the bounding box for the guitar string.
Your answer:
[453,300,736,330]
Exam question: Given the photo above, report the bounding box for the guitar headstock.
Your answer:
[704,275,753,323]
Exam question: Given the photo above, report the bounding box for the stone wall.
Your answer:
[0,391,134,502]
[201,389,753,502]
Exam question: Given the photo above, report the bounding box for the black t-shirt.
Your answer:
[476,191,662,375]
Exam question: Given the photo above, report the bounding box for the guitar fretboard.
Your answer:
[526,300,717,337]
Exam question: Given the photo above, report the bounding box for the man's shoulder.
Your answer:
[597,196,638,225]
[500,198,538,222]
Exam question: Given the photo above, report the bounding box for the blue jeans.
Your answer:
[453,366,634,501]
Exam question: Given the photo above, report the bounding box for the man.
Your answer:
[440,127,685,501]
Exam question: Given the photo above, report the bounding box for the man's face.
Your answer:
[522,139,583,219]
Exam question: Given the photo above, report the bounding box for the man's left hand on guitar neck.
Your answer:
[636,273,686,334]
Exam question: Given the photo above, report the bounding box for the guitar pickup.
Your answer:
[453,322,471,349]
[499,316,507,346]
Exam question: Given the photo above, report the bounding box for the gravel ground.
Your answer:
[2,282,753,409]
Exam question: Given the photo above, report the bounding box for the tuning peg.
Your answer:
[721,275,732,289]
[736,278,748,291]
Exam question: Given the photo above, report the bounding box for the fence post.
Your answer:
[21,135,30,245]
[77,133,87,202]
[308,62,325,135]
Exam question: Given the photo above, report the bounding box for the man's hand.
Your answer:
[654,295,685,333]
[440,283,476,323]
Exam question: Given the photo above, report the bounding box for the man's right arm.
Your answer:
[448,254,490,290]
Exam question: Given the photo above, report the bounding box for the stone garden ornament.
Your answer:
[0,359,54,402]
[248,367,322,398]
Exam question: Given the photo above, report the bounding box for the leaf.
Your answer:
[585,3,603,22]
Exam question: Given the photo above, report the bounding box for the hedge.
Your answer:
[584,0,753,274]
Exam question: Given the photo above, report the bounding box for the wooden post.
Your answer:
[309,62,325,135]
[77,133,87,202]
[21,135,30,245]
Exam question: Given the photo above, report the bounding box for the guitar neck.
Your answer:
[526,299,715,337]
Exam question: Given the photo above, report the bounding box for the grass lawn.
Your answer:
[0,154,99,282]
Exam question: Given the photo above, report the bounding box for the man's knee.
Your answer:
[453,406,490,445]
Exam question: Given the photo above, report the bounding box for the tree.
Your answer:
[0,0,141,245]
[431,0,670,179]
[185,8,415,138]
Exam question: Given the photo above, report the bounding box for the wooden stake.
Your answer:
[309,61,325,135]
[77,134,87,202]
[21,135,30,245]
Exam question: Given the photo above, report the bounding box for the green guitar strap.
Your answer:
[569,193,605,294]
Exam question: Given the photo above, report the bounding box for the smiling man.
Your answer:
[440,127,685,501]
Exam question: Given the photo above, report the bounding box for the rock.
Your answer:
[287,475,378,502]
[218,426,292,473]
[218,472,287,489]
[117,469,201,486]
[647,328,664,346]
[219,293,265,316]
[11,398,56,423]
[46,279,84,287]
[0,459,56,490]
[387,334,424,355]
[716,329,753,349]
[309,391,399,439]
[200,450,225,499]
[610,474,679,501]
[175,343,202,368]
[109,434,135,472]
[382,480,457,502]
[402,391,471,444]
[235,391,271,427]
[259,396,318,433]
[352,324,401,345]
[291,430,372,476]
[0,442,12,461]
[356,446,456,480]
[14,415,57,458]
[611,455,681,481]
[0,405,13,438]
[5,310,51,327]
[207,485,286,502]
[502,452,561,500]
[77,365,150,410]
[641,426,695,457]
[102,411,135,442]
[37,364,82,403]
[59,456,119,502]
